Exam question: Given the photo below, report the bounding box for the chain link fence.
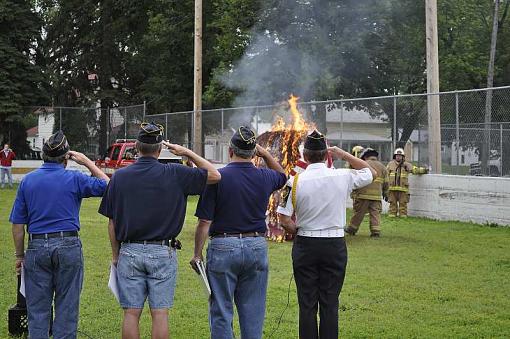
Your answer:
[9,86,509,176]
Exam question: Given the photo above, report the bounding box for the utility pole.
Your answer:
[482,0,501,175]
[193,0,203,155]
[425,0,442,173]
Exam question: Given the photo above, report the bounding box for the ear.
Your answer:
[228,148,234,158]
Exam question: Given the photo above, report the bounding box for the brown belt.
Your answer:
[210,232,263,239]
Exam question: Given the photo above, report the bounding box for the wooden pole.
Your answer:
[193,0,203,155]
[426,0,442,173]
[483,0,500,175]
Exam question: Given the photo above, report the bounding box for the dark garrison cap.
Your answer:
[138,122,164,144]
[304,130,327,151]
[43,130,70,157]
[230,126,256,150]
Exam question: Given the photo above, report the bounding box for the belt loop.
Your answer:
[143,240,147,245]
[29,233,32,241]
[44,233,48,240]
[239,233,242,239]
[60,231,64,239]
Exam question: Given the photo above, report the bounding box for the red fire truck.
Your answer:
[96,139,182,176]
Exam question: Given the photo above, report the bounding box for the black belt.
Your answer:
[210,232,263,239]
[29,231,79,240]
[123,238,182,249]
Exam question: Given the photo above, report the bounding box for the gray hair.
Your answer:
[229,142,256,159]
[135,140,162,156]
[43,153,67,164]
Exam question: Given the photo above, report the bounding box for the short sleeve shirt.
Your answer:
[9,162,107,233]
[277,163,373,233]
[195,162,287,234]
[98,157,207,241]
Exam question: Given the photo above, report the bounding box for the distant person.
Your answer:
[10,131,109,338]
[277,130,375,339]
[345,148,388,237]
[1,143,16,188]
[192,126,287,339]
[99,122,220,339]
[386,148,427,218]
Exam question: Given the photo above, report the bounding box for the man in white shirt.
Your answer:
[277,130,375,339]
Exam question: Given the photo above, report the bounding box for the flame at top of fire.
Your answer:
[271,94,314,133]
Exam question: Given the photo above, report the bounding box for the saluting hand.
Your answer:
[255,144,269,158]
[163,141,190,156]
[68,151,91,165]
[327,146,347,160]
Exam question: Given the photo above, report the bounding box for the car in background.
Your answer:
[96,139,182,176]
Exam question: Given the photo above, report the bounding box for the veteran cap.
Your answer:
[360,148,378,160]
[230,126,256,150]
[304,130,327,151]
[138,122,164,144]
[43,130,70,157]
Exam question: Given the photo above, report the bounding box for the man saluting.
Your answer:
[277,130,375,339]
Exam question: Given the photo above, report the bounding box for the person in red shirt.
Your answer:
[1,144,16,188]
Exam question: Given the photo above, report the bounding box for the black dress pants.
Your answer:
[292,236,348,339]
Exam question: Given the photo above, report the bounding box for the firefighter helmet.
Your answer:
[360,148,378,160]
[393,148,405,159]
[351,145,364,158]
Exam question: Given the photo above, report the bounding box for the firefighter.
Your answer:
[386,148,427,218]
[345,148,388,237]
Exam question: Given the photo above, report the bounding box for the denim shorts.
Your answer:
[116,243,177,309]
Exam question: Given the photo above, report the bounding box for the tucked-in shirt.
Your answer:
[9,162,107,234]
[195,162,287,235]
[99,157,207,241]
[277,163,373,237]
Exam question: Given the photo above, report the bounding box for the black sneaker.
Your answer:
[370,233,380,238]
[344,226,357,236]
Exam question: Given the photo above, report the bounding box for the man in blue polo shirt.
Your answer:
[10,131,109,338]
[99,122,221,339]
[192,126,287,339]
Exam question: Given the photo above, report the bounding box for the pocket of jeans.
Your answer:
[206,247,235,273]
[23,249,37,271]
[117,252,136,278]
[252,245,268,272]
[57,242,83,269]
[147,254,176,280]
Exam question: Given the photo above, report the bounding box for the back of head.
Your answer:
[303,130,327,164]
[229,126,256,160]
[42,130,69,164]
[136,122,164,157]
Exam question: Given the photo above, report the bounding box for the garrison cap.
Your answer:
[138,122,164,144]
[43,130,70,157]
[304,130,327,151]
[230,126,256,150]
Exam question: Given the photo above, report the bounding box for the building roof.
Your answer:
[327,130,392,142]
[26,126,38,137]
[326,107,388,124]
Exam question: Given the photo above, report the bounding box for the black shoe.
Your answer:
[345,226,357,236]
[370,233,380,238]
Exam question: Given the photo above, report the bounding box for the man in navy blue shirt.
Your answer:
[99,122,221,339]
[10,131,109,339]
[193,126,286,339]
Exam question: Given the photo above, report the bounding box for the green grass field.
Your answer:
[1,186,510,338]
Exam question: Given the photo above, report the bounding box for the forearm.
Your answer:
[12,224,25,256]
[84,160,110,182]
[108,219,120,259]
[278,214,297,234]
[194,219,211,258]
[262,153,285,174]
[185,151,221,184]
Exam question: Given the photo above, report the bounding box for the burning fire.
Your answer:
[257,94,315,242]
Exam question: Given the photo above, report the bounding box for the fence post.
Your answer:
[124,107,127,140]
[418,124,421,166]
[340,101,344,149]
[165,114,168,140]
[221,109,224,133]
[106,106,110,146]
[59,107,62,131]
[393,96,397,150]
[255,108,259,135]
[500,123,503,177]
[455,92,460,175]
[143,100,146,119]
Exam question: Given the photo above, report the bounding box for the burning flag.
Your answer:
[256,95,332,242]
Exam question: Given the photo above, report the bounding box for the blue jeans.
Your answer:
[24,236,83,339]
[117,243,178,309]
[207,236,269,339]
[1,167,13,187]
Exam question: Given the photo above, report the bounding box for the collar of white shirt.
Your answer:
[305,162,326,170]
